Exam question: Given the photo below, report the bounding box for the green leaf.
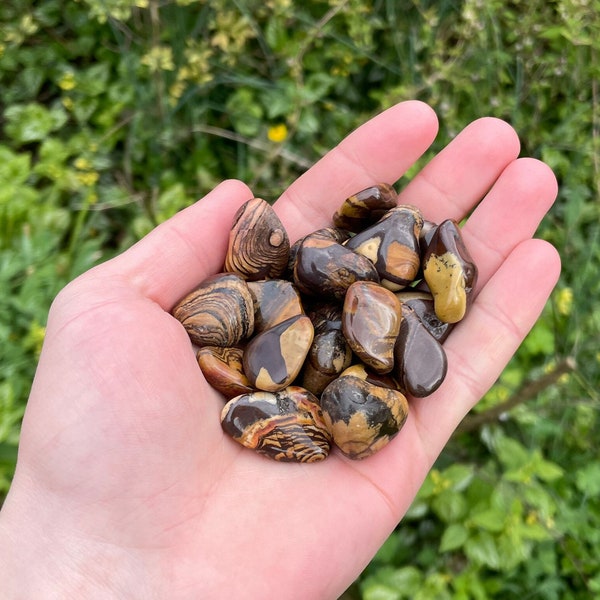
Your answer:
[468,507,506,532]
[4,103,67,144]
[441,464,475,492]
[439,523,469,552]
[431,490,468,523]
[575,462,600,496]
[464,532,501,569]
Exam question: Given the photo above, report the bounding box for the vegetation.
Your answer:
[1,0,598,597]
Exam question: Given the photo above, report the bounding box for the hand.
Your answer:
[0,101,560,599]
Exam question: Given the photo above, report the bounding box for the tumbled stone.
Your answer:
[224,197,290,280]
[197,346,253,400]
[422,219,478,323]
[320,368,409,460]
[332,183,398,232]
[221,386,332,462]
[293,229,379,300]
[243,314,314,392]
[394,303,448,397]
[171,272,254,347]
[345,204,424,290]
[342,281,402,373]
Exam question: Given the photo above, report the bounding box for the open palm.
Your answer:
[0,101,560,599]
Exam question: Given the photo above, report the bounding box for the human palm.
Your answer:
[0,101,560,599]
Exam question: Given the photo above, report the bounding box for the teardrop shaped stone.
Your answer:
[394,304,448,397]
[422,219,478,323]
[220,386,332,462]
[243,315,314,392]
[224,198,290,280]
[342,281,402,373]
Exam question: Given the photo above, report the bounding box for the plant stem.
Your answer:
[455,356,577,434]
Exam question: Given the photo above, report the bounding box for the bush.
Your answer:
[1,0,598,596]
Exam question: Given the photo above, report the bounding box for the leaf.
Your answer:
[431,490,468,523]
[441,464,475,492]
[464,532,501,569]
[575,463,600,496]
[468,507,507,532]
[439,523,469,552]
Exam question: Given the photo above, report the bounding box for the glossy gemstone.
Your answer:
[220,386,332,462]
[320,370,409,460]
[342,281,402,373]
[243,315,314,392]
[171,272,254,347]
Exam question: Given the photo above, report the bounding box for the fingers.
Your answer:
[343,238,561,512]
[97,179,253,309]
[412,238,561,460]
[461,157,558,291]
[274,100,439,241]
[397,117,521,222]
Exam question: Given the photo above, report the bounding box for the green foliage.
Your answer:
[1,0,598,596]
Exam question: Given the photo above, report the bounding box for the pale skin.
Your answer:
[0,101,561,599]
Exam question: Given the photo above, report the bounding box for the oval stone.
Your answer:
[196,346,253,400]
[220,386,332,462]
[320,372,409,460]
[243,314,314,392]
[171,272,254,347]
[342,281,402,373]
[293,230,379,300]
[422,219,478,323]
[224,197,290,280]
[394,303,448,397]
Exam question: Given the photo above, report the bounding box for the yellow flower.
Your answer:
[74,156,92,171]
[76,170,99,187]
[556,287,573,316]
[58,72,76,91]
[267,124,288,143]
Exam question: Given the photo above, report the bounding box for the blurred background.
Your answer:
[0,1,598,597]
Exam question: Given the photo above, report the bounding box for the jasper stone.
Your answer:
[320,371,409,460]
[394,304,448,397]
[422,219,478,323]
[293,229,379,300]
[345,204,424,291]
[171,272,254,347]
[243,315,314,392]
[224,197,290,280]
[332,183,398,232]
[247,279,304,334]
[197,346,253,399]
[342,281,402,373]
[221,386,332,462]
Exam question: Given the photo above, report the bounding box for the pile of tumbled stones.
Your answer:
[171,184,477,462]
